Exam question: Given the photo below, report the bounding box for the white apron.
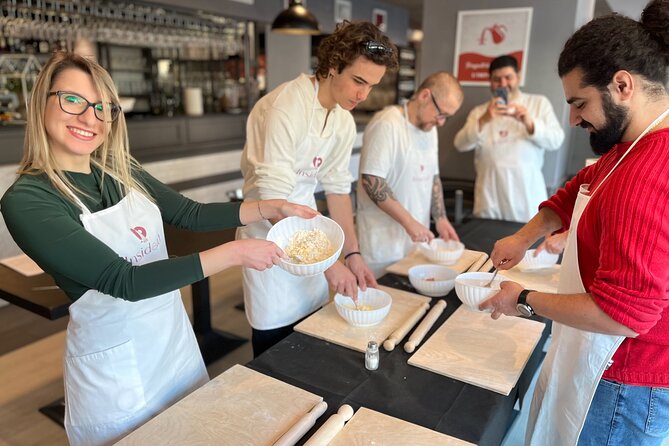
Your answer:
[63,187,208,446]
[357,103,437,277]
[475,115,548,222]
[526,107,669,446]
[238,80,338,330]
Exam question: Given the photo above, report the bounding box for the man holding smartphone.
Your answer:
[454,55,565,222]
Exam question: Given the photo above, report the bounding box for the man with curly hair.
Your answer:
[238,21,398,356]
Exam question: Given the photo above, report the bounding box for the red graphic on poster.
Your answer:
[479,24,507,45]
[454,8,533,85]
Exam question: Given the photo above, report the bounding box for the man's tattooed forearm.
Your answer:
[362,174,397,204]
[431,175,446,220]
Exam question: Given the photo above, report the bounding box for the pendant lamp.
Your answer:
[271,0,320,35]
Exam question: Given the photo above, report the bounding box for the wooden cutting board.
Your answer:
[328,407,475,446]
[409,306,545,396]
[499,265,561,294]
[115,364,323,445]
[385,249,487,276]
[295,285,430,352]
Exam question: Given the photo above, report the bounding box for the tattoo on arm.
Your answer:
[431,175,447,221]
[362,174,397,204]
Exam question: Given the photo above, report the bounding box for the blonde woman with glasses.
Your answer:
[1,51,316,446]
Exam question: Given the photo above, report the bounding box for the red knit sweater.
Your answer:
[541,127,669,386]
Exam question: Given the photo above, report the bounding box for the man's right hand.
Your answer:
[479,98,509,127]
[404,219,435,244]
[490,233,533,270]
[324,261,359,300]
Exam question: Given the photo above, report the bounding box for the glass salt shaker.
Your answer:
[365,341,379,370]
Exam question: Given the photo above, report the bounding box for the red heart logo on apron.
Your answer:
[499,130,508,138]
[313,156,323,168]
[130,226,148,242]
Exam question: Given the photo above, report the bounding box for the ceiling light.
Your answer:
[271,0,320,35]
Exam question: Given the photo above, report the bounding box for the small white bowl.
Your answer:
[266,215,344,276]
[516,249,559,272]
[408,264,458,297]
[418,239,465,265]
[334,288,392,327]
[455,271,508,312]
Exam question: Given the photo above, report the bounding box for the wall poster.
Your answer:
[453,7,533,86]
[372,8,387,32]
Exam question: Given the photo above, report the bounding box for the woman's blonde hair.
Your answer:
[20,51,151,202]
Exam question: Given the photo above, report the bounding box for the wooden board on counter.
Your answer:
[328,407,475,446]
[385,249,487,277]
[115,364,322,446]
[409,306,545,396]
[295,285,430,353]
[498,265,561,294]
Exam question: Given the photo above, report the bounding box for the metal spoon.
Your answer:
[483,268,499,288]
[484,259,509,288]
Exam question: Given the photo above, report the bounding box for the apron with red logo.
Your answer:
[238,80,339,330]
[63,188,207,446]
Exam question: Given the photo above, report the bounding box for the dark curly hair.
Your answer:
[558,0,669,92]
[315,21,398,80]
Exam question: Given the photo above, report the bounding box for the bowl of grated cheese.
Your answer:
[267,215,344,276]
[334,287,392,327]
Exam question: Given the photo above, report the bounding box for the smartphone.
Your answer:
[494,88,508,105]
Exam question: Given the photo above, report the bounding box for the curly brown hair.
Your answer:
[315,21,398,80]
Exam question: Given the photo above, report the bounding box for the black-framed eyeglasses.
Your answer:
[48,91,121,122]
[363,40,393,56]
[429,91,448,120]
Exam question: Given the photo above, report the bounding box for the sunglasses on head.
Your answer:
[363,41,393,56]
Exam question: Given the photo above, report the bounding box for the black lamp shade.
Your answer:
[271,0,320,35]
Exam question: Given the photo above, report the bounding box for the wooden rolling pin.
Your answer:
[470,254,492,273]
[404,300,447,353]
[273,401,328,446]
[303,404,354,446]
[383,302,430,351]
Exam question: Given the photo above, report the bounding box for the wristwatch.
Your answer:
[516,289,535,317]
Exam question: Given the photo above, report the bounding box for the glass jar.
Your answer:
[365,341,379,371]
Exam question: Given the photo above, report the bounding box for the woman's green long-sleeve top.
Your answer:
[1,166,242,302]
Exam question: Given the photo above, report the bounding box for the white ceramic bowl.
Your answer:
[455,271,508,312]
[516,249,559,272]
[408,264,458,297]
[266,215,344,276]
[334,287,392,327]
[418,239,465,265]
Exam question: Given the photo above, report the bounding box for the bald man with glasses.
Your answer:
[356,71,464,277]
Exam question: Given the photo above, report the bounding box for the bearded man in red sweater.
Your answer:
[480,1,669,445]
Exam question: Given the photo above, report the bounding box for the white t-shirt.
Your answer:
[356,105,439,271]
